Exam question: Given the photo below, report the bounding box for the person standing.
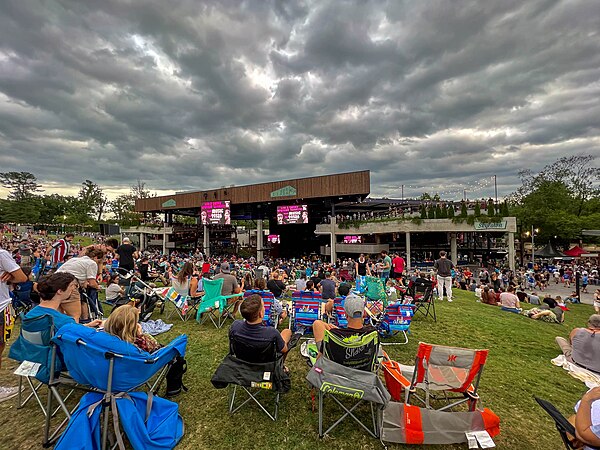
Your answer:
[355,253,370,292]
[391,252,405,280]
[434,250,454,302]
[380,250,392,283]
[0,247,27,402]
[115,237,138,273]
[49,233,74,268]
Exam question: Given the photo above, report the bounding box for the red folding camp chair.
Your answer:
[383,342,488,411]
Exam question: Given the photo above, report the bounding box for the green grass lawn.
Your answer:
[0,290,593,449]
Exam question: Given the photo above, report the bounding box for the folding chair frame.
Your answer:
[410,286,436,322]
[405,345,486,412]
[318,390,381,438]
[533,397,600,450]
[229,385,280,421]
[71,340,174,450]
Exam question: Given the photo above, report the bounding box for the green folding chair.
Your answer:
[196,278,243,328]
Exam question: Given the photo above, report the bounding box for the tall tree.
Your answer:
[0,171,43,201]
[131,179,150,199]
[78,180,107,221]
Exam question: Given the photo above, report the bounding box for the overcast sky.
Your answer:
[0,0,599,201]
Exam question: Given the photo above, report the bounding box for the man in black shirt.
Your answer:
[115,237,138,272]
[434,250,454,302]
[266,271,286,298]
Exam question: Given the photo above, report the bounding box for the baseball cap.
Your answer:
[344,293,365,319]
[221,262,231,273]
[122,237,131,243]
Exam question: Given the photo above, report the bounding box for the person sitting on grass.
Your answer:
[105,273,125,305]
[103,304,161,353]
[311,293,376,356]
[520,306,562,323]
[556,314,600,374]
[499,285,522,313]
[229,294,295,362]
[481,286,496,305]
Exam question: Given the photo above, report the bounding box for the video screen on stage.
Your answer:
[267,234,280,244]
[201,201,230,225]
[343,235,362,244]
[276,204,308,225]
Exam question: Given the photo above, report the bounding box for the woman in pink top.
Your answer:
[499,286,521,313]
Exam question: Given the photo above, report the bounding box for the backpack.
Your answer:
[165,355,188,398]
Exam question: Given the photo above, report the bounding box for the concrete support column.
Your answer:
[257,220,264,262]
[508,232,515,271]
[203,225,210,258]
[405,232,411,271]
[330,215,337,264]
[140,233,146,251]
[450,233,458,266]
[162,223,167,255]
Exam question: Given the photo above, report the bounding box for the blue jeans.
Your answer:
[501,306,521,314]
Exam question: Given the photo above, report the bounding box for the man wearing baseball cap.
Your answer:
[312,293,376,356]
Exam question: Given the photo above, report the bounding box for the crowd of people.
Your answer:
[2,230,600,447]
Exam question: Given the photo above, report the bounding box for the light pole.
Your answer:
[525,226,539,264]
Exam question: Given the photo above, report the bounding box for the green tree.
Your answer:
[0,198,41,223]
[420,204,427,219]
[474,201,481,216]
[0,172,42,201]
[435,205,442,219]
[447,204,455,218]
[78,180,107,221]
[460,201,468,217]
[501,201,509,217]
[427,205,435,219]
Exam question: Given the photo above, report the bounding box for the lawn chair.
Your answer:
[408,277,436,322]
[161,286,192,321]
[365,276,387,302]
[306,330,390,438]
[10,280,36,317]
[52,324,187,450]
[8,314,87,446]
[534,397,600,450]
[243,290,280,327]
[393,342,488,411]
[372,303,414,345]
[196,278,243,328]
[211,334,290,421]
[289,291,323,334]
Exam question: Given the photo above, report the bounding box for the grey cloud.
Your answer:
[0,0,598,201]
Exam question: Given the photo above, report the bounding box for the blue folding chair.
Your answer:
[52,324,187,450]
[9,314,84,446]
[289,291,323,334]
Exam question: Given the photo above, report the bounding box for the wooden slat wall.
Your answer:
[136,170,370,212]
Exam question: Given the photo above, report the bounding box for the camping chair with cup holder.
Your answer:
[196,278,243,328]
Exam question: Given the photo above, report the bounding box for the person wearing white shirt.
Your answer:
[0,248,27,402]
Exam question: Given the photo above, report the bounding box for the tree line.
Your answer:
[0,173,152,226]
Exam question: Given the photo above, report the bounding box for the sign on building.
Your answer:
[270,185,297,198]
[474,220,507,230]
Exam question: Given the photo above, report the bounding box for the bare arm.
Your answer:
[0,267,27,284]
[576,388,600,445]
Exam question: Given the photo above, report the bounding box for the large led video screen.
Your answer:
[343,235,362,244]
[276,204,308,225]
[201,201,230,225]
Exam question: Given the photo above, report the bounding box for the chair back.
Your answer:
[534,397,580,450]
[244,290,277,326]
[230,334,277,364]
[382,304,413,332]
[365,276,387,303]
[202,278,225,301]
[52,324,187,392]
[333,297,348,328]
[322,330,379,372]
[8,313,61,384]
[410,278,433,300]
[414,342,488,391]
[291,292,322,331]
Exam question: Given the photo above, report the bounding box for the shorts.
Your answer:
[594,301,600,309]
[62,280,85,304]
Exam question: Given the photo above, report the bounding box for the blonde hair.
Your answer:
[104,305,139,344]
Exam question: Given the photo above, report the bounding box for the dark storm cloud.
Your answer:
[0,0,598,200]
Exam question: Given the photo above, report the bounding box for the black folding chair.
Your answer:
[409,277,436,322]
[534,396,600,450]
